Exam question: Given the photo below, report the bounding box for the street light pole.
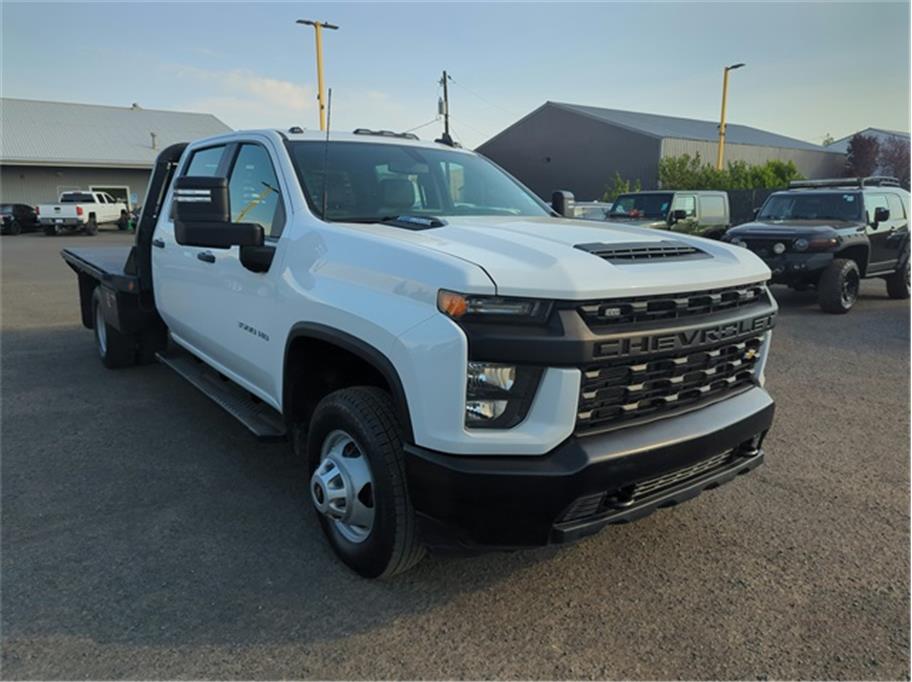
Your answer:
[716,62,745,170]
[296,19,339,131]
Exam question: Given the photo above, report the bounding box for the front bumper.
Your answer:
[748,251,832,283]
[405,386,773,550]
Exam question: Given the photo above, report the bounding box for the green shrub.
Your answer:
[657,153,803,190]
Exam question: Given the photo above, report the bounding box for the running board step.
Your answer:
[156,350,287,441]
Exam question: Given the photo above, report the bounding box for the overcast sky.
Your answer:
[2,1,909,149]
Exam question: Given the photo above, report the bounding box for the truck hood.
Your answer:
[363,215,770,299]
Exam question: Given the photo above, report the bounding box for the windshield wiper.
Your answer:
[339,214,448,229]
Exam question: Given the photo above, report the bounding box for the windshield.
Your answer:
[610,193,673,219]
[60,193,95,203]
[288,141,549,221]
[758,192,862,222]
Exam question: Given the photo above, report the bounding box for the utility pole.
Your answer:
[716,62,745,170]
[436,70,454,146]
[296,19,339,131]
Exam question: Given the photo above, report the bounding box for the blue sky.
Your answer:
[2,2,909,149]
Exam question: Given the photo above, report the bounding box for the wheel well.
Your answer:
[284,332,413,441]
[835,244,869,275]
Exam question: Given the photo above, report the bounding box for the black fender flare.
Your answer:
[283,322,414,442]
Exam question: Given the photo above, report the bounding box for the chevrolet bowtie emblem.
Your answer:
[744,348,759,360]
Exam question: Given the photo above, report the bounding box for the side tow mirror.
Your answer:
[669,209,688,224]
[173,176,263,248]
[873,206,890,226]
[551,190,575,218]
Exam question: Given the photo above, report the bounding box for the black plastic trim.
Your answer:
[404,386,774,549]
[283,322,414,442]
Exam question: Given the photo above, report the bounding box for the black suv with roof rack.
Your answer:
[724,177,910,313]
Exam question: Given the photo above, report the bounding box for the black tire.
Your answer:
[301,387,425,578]
[92,288,135,368]
[85,217,98,236]
[885,250,910,300]
[818,258,860,314]
[8,220,22,235]
[43,225,59,236]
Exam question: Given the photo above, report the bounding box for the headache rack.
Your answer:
[788,176,901,190]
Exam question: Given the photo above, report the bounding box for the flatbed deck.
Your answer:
[61,246,137,292]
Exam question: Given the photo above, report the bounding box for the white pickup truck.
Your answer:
[61,128,777,578]
[38,190,127,236]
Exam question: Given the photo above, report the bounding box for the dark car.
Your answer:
[724,177,910,313]
[0,203,40,235]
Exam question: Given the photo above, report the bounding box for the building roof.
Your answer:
[0,98,231,169]
[482,101,835,153]
[825,127,911,154]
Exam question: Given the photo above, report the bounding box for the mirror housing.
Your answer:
[173,176,264,248]
[551,190,575,217]
[873,206,890,226]
[668,209,688,224]
[752,207,760,219]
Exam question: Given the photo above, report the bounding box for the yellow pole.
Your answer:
[716,67,730,171]
[314,22,326,131]
[296,19,339,131]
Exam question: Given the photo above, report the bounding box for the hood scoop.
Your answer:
[575,240,710,263]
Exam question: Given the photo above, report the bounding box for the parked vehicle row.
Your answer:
[62,128,777,578]
[563,178,910,314]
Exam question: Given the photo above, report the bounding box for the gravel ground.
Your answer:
[1,230,908,680]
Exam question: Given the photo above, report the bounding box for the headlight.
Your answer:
[465,362,543,428]
[794,238,809,252]
[772,242,786,255]
[438,290,551,323]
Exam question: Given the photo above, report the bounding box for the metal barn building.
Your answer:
[0,98,231,208]
[477,102,846,201]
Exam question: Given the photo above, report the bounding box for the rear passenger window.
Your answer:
[887,194,906,220]
[228,144,284,238]
[700,195,726,221]
[186,146,225,176]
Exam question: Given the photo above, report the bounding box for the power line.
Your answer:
[403,116,441,134]
[446,76,518,118]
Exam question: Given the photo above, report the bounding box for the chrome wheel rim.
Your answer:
[842,270,859,307]
[95,304,107,356]
[311,430,375,543]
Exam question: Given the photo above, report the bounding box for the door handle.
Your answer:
[152,238,165,248]
[197,251,216,263]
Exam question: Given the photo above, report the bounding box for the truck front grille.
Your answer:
[576,335,764,434]
[577,282,767,327]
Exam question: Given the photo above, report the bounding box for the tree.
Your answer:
[601,172,642,202]
[845,133,880,177]
[821,133,835,146]
[879,136,911,189]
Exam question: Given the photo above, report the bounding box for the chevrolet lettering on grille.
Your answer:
[597,313,776,359]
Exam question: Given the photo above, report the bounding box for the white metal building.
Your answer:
[0,98,231,208]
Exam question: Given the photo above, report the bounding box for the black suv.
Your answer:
[724,177,910,313]
[0,203,40,235]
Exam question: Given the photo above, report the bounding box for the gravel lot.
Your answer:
[2,230,909,680]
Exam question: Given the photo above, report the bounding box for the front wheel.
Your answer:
[818,258,860,314]
[885,253,910,300]
[92,288,135,368]
[301,387,425,578]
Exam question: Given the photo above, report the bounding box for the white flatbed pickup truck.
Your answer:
[39,191,128,236]
[61,128,777,578]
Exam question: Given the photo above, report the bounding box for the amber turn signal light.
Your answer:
[437,290,468,319]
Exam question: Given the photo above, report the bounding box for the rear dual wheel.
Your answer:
[92,288,135,368]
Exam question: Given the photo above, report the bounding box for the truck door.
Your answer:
[883,192,909,267]
[200,141,287,403]
[151,143,230,357]
[864,193,893,270]
[669,194,697,233]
